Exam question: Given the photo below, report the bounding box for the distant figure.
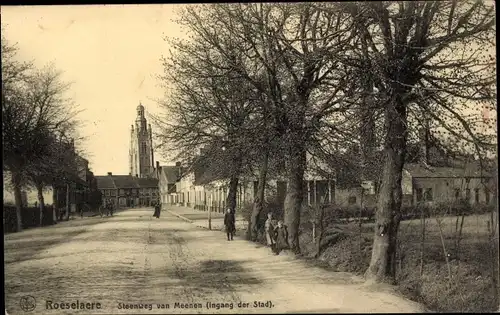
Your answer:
[153,202,161,218]
[273,220,290,255]
[99,204,104,218]
[58,207,65,221]
[264,213,275,250]
[224,208,236,241]
[106,201,114,216]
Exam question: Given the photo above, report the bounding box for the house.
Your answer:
[405,163,495,206]
[332,162,496,208]
[156,162,182,205]
[162,151,335,213]
[3,141,100,215]
[95,172,159,208]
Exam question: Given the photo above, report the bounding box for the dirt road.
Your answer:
[4,208,424,314]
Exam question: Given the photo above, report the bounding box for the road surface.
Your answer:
[4,208,424,314]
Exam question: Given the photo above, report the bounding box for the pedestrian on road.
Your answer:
[264,212,275,251]
[224,208,235,241]
[273,220,290,255]
[153,202,161,218]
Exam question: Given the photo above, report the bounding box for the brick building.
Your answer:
[95,173,159,208]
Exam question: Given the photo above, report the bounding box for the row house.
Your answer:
[95,172,159,208]
[159,159,495,213]
[159,153,336,213]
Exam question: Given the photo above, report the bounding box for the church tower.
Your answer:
[129,103,155,178]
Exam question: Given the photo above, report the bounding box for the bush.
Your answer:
[401,201,496,221]
[3,205,56,233]
[320,205,375,222]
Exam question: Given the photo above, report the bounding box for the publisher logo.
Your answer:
[19,296,36,312]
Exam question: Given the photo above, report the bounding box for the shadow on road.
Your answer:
[4,215,117,264]
[162,259,263,292]
[4,229,93,264]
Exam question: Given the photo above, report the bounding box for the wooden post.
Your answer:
[208,193,212,230]
[65,183,70,221]
[328,180,332,204]
[314,180,317,207]
[307,181,311,206]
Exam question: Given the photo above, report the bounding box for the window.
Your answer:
[141,143,147,154]
[475,188,480,204]
[454,189,460,200]
[119,189,124,195]
[485,189,490,204]
[465,188,471,201]
[416,188,423,202]
[110,190,116,196]
[105,190,110,196]
[348,196,357,205]
[424,188,433,201]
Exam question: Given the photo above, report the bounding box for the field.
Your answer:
[297,212,499,312]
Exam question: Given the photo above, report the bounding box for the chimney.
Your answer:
[175,162,181,167]
[136,174,139,178]
[107,172,112,176]
[156,161,160,169]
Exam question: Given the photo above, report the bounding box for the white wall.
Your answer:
[3,186,54,206]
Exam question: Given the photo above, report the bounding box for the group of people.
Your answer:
[223,209,290,255]
[264,212,290,255]
[99,200,114,217]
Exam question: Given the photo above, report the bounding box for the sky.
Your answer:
[1,4,496,176]
[1,4,188,175]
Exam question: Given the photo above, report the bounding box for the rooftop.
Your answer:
[95,174,158,190]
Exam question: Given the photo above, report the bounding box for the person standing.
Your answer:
[224,208,235,241]
[153,202,161,218]
[264,212,275,251]
[273,220,290,255]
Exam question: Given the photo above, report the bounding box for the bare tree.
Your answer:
[340,1,496,284]
[190,3,357,253]
[153,16,261,213]
[2,37,79,231]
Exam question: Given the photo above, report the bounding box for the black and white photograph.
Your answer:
[2,2,497,314]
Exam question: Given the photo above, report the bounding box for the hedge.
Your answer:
[3,205,56,233]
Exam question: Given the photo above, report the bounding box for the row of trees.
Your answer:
[2,33,83,232]
[154,1,496,284]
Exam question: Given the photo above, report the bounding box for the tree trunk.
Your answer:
[365,100,407,284]
[284,142,307,254]
[317,205,325,257]
[250,149,269,241]
[36,182,45,227]
[226,175,239,213]
[11,171,24,232]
